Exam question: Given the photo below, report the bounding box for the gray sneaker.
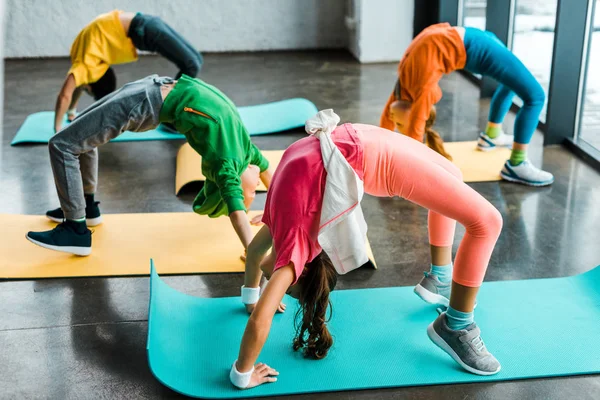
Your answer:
[427,312,501,375]
[414,272,451,307]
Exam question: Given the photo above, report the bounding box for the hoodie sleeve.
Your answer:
[248,143,269,172]
[210,158,246,214]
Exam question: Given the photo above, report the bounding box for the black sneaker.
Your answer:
[26,220,92,256]
[46,197,103,226]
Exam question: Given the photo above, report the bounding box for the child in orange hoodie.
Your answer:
[381,23,553,187]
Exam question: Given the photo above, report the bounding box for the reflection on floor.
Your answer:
[1,51,599,399]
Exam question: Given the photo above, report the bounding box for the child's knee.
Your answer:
[482,206,503,238]
[468,204,502,240]
[48,136,64,156]
[526,82,546,107]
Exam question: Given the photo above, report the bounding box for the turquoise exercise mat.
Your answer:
[10,98,318,145]
[147,262,600,398]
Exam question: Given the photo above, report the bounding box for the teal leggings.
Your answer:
[464,27,545,145]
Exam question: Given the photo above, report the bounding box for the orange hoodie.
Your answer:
[380,23,466,141]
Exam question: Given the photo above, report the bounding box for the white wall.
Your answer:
[4,0,347,58]
[347,0,413,63]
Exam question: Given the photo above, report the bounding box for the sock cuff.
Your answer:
[485,125,502,138]
[447,306,473,319]
[431,263,453,269]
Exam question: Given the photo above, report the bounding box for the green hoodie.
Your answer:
[159,75,269,217]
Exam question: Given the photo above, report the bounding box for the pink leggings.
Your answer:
[352,124,502,287]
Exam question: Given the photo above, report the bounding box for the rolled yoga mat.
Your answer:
[444,141,511,182]
[1,212,375,279]
[175,143,284,194]
[147,262,600,398]
[10,98,319,145]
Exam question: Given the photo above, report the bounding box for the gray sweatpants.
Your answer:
[49,75,173,220]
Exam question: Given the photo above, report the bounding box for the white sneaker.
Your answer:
[477,131,513,151]
[500,160,554,186]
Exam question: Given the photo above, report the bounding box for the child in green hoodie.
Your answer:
[27,74,273,256]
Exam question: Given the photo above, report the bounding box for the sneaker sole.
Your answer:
[427,322,501,376]
[500,171,554,187]
[414,284,449,307]
[477,143,513,152]
[476,144,496,152]
[46,215,103,227]
[25,235,91,256]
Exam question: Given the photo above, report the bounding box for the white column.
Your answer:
[346,0,414,63]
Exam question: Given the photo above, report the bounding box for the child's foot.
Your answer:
[26,220,92,256]
[427,312,501,376]
[46,200,103,226]
[500,160,554,186]
[476,131,513,151]
[414,272,451,307]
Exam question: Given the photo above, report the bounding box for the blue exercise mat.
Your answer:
[10,98,318,145]
[147,262,600,398]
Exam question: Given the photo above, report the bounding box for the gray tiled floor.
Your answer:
[1,51,599,399]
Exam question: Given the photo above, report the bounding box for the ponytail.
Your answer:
[293,252,337,359]
[425,107,452,161]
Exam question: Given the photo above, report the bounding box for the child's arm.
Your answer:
[54,74,77,132]
[67,87,84,121]
[244,225,272,288]
[231,265,294,389]
[229,210,255,250]
[259,165,274,189]
[243,225,272,313]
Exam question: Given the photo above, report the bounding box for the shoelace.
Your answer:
[51,221,69,237]
[470,335,486,352]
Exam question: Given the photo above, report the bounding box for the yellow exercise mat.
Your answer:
[175,143,285,194]
[445,141,511,182]
[1,212,376,279]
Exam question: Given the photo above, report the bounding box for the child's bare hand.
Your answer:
[245,363,278,389]
[276,302,286,313]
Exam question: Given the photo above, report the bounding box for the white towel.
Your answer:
[306,109,369,274]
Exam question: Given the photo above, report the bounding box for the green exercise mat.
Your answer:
[147,262,600,398]
[10,98,318,145]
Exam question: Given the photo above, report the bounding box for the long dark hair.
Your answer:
[293,251,337,359]
[425,107,453,161]
[395,79,452,161]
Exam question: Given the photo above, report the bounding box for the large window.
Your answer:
[511,0,558,123]
[579,0,600,150]
[461,0,487,29]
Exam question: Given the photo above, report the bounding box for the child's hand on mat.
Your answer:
[67,109,77,122]
[247,363,278,388]
[277,302,286,313]
[240,249,247,262]
[250,214,264,226]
